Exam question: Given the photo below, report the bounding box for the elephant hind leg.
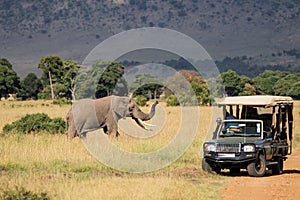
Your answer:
[66,111,77,139]
[67,124,77,139]
[67,129,77,139]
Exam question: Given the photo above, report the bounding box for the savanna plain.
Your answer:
[0,100,299,199]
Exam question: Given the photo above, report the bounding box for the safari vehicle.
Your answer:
[202,95,294,177]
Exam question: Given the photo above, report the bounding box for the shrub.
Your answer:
[0,186,50,200]
[134,95,148,106]
[2,113,66,134]
[167,95,180,106]
[52,98,72,105]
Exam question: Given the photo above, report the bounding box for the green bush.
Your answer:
[166,95,180,106]
[2,113,66,134]
[0,186,50,200]
[52,98,72,105]
[134,95,148,106]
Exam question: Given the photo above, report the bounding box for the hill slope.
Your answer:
[0,0,299,77]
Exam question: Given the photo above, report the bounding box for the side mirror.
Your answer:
[216,117,222,125]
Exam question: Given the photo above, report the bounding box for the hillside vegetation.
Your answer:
[1,0,299,38]
[0,0,299,77]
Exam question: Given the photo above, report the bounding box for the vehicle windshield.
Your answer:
[219,120,262,138]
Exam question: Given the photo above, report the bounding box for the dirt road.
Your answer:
[222,151,300,200]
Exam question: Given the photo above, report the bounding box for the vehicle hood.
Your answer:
[208,137,261,143]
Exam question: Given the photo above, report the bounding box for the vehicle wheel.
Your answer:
[247,154,266,177]
[272,158,283,175]
[202,159,220,174]
[230,168,240,175]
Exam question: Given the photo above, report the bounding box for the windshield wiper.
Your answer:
[220,133,260,137]
[220,132,237,137]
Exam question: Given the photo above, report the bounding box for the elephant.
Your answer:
[66,95,158,139]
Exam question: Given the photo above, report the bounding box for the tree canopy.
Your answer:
[38,56,80,99]
[75,61,127,99]
[19,73,43,100]
[1,56,300,103]
[95,62,126,98]
[0,58,20,98]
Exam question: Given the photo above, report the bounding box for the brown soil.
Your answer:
[222,151,300,200]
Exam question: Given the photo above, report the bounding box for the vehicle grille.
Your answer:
[216,143,241,153]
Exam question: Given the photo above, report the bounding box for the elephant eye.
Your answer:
[129,106,134,111]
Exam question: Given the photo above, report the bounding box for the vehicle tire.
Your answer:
[202,159,221,174]
[247,154,266,177]
[272,158,283,175]
[230,168,240,175]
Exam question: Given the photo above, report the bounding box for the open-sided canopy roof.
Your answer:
[218,95,293,107]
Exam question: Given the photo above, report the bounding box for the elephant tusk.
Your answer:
[140,120,157,127]
[135,119,156,130]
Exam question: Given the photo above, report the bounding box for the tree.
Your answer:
[179,70,210,105]
[220,70,241,96]
[130,74,163,100]
[287,81,300,99]
[38,56,64,99]
[75,61,127,99]
[19,73,43,100]
[239,75,256,96]
[0,58,20,98]
[273,73,300,98]
[240,83,256,96]
[253,70,287,95]
[0,58,12,68]
[62,60,80,100]
[219,70,257,97]
[38,56,81,100]
[95,62,126,98]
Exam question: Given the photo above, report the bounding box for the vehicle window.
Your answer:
[220,121,261,137]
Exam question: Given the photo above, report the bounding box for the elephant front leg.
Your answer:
[106,112,120,137]
[106,123,120,137]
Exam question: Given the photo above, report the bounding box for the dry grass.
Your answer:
[0,100,299,199]
[293,100,300,149]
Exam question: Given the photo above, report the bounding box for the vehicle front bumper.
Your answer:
[204,152,257,169]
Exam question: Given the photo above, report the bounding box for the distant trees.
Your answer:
[95,62,126,98]
[220,69,242,96]
[75,61,127,99]
[19,73,43,100]
[0,58,20,98]
[216,56,300,78]
[38,56,80,99]
[221,69,300,99]
[38,56,64,99]
[1,56,300,102]
[273,73,300,98]
[130,74,163,100]
[179,70,210,105]
[253,70,287,95]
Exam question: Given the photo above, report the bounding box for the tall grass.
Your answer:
[1,100,299,199]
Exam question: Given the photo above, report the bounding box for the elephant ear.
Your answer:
[111,96,130,119]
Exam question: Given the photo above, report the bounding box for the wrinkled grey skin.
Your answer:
[66,95,158,139]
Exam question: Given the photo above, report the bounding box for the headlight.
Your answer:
[204,143,216,152]
[243,145,255,152]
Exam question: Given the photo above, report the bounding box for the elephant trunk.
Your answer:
[144,101,158,121]
[133,101,158,121]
